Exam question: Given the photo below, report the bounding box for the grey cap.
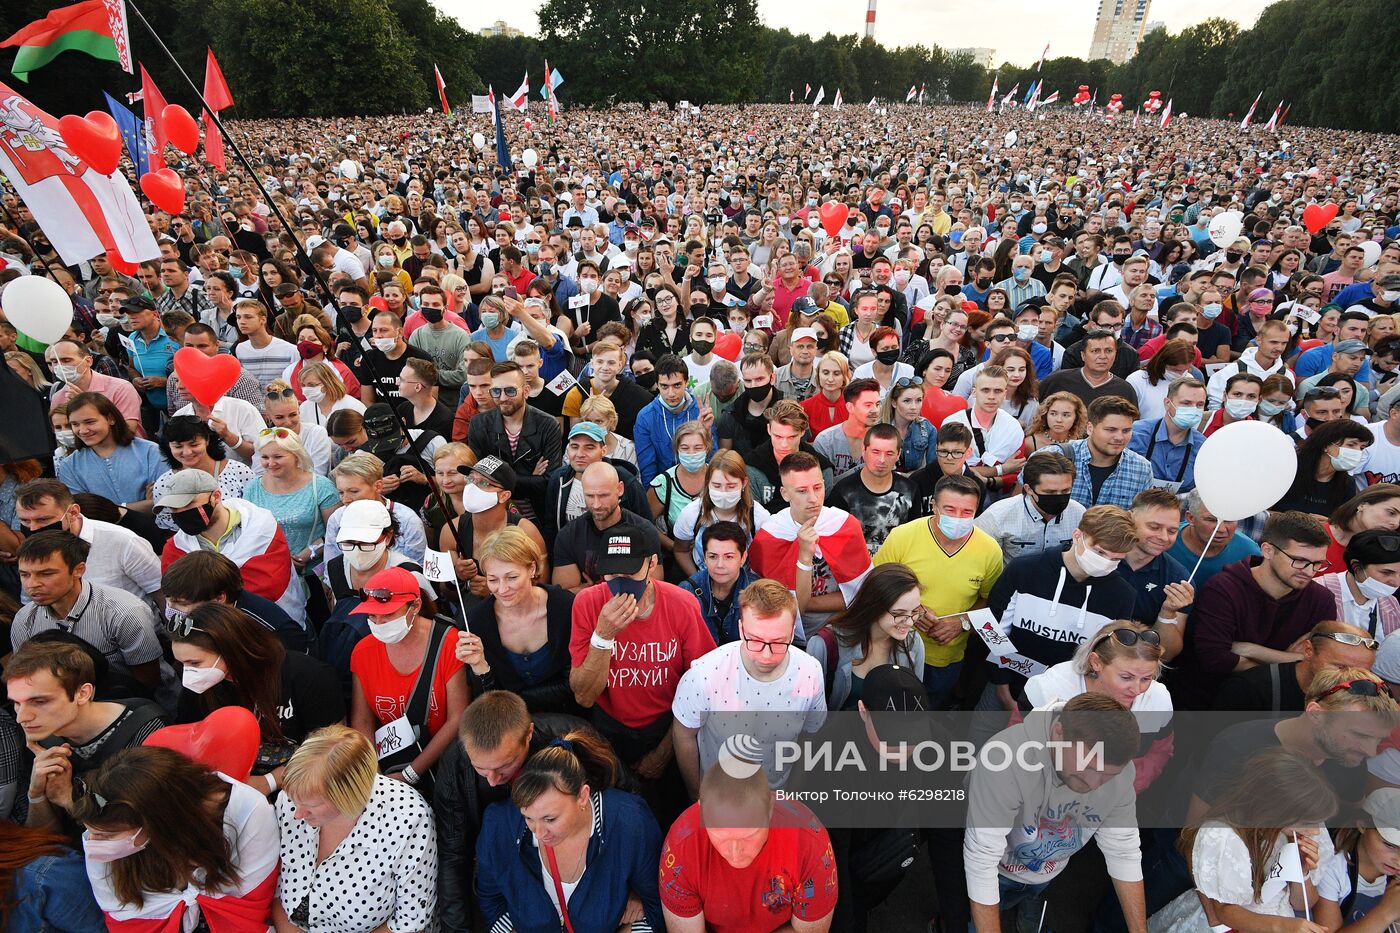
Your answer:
[1335,339,1371,355]
[154,469,217,509]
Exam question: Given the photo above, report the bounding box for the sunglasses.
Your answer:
[1304,386,1342,401]
[1315,679,1393,701]
[1312,631,1381,651]
[165,611,203,638]
[266,387,297,400]
[1091,628,1162,651]
[490,386,521,398]
[362,588,415,604]
[893,376,921,390]
[259,426,295,440]
[988,334,1015,343]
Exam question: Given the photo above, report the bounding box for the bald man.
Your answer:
[551,460,662,592]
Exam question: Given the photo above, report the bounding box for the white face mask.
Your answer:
[1357,573,1398,600]
[52,363,82,384]
[302,385,325,402]
[1331,446,1366,472]
[1224,399,1258,419]
[709,488,742,510]
[580,277,600,294]
[181,661,226,694]
[1075,538,1120,577]
[707,277,727,293]
[461,483,499,513]
[377,254,395,268]
[370,610,413,644]
[372,337,397,352]
[55,429,76,447]
[345,542,387,571]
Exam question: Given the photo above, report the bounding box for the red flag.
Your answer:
[204,48,234,111]
[139,63,168,167]
[203,111,224,171]
[434,64,450,115]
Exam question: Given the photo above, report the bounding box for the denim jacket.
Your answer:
[900,417,937,472]
[679,565,761,645]
[7,848,105,933]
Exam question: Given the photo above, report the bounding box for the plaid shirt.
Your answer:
[156,284,214,322]
[1120,316,1163,350]
[1051,439,1154,508]
[993,275,1047,311]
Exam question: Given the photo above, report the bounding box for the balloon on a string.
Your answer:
[472,132,485,149]
[1302,202,1338,234]
[140,167,186,214]
[1193,421,1297,521]
[144,707,259,782]
[818,201,847,238]
[172,347,242,406]
[521,148,538,168]
[1207,210,1244,248]
[161,105,200,155]
[338,159,359,180]
[57,111,122,175]
[1,274,73,344]
[1359,240,1381,268]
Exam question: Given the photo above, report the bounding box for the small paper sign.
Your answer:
[374,715,415,760]
[994,652,1048,679]
[568,293,590,310]
[752,314,774,330]
[422,547,458,583]
[965,607,1016,653]
[546,368,578,395]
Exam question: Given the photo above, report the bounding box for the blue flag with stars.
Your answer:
[102,91,148,177]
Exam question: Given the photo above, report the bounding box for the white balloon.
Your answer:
[1004,130,1018,147]
[1207,210,1244,249]
[1,274,74,345]
[1360,240,1382,268]
[472,132,485,150]
[1193,421,1298,522]
[522,148,538,168]
[338,159,359,180]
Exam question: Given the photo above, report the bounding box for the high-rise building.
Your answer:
[1143,20,1166,35]
[1088,0,1152,65]
[951,47,997,70]
[479,20,523,38]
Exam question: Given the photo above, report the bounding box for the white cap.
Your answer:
[791,327,819,343]
[1364,788,1400,846]
[336,499,391,544]
[306,235,327,251]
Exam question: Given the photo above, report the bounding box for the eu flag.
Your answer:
[102,91,148,177]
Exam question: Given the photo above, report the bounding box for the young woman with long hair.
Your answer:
[806,563,928,711]
[671,450,770,577]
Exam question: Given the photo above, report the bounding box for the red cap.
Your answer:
[351,566,420,615]
[960,300,979,312]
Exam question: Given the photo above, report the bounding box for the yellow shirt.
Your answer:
[821,300,850,328]
[873,518,1003,667]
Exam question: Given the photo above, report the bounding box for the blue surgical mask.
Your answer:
[1202,302,1223,319]
[937,514,974,539]
[606,575,649,599]
[677,452,707,472]
[480,311,500,329]
[1170,405,1203,430]
[1013,268,1030,281]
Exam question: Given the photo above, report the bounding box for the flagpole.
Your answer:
[121,0,467,615]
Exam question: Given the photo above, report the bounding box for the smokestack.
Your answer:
[865,0,876,39]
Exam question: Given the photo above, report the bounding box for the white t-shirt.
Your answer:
[300,395,366,430]
[852,361,916,400]
[1362,421,1400,484]
[671,641,827,788]
[1125,370,1174,422]
[684,353,718,388]
[943,408,1025,466]
[235,337,299,391]
[174,396,266,465]
[674,499,771,569]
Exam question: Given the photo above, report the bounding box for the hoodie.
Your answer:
[1174,556,1334,709]
[1205,346,1288,407]
[963,705,1142,904]
[633,392,704,486]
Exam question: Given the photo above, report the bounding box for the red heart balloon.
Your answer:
[713,331,743,362]
[1302,202,1339,235]
[162,104,200,155]
[144,706,259,781]
[818,201,848,239]
[140,168,185,214]
[58,111,122,175]
[173,345,242,406]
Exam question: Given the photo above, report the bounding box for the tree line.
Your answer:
[1,0,1394,132]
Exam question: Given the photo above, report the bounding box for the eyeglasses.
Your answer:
[935,448,967,460]
[266,387,296,400]
[740,630,792,657]
[1315,679,1393,701]
[1084,329,1117,340]
[1091,628,1162,652]
[1274,548,1330,572]
[490,386,520,398]
[889,608,924,623]
[1312,631,1381,651]
[340,540,385,552]
[361,588,415,604]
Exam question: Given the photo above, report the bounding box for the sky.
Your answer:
[435,0,1274,66]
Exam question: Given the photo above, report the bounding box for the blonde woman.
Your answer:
[299,360,365,427]
[579,395,637,467]
[800,351,852,436]
[6,351,51,391]
[324,451,428,565]
[244,427,340,570]
[274,726,437,933]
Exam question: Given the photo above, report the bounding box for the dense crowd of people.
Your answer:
[0,99,1399,932]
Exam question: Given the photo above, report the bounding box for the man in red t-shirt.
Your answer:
[569,525,716,783]
[660,764,837,933]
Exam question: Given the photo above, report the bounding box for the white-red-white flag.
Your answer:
[1240,91,1262,129]
[833,89,843,109]
[507,74,529,112]
[1160,98,1173,127]
[749,507,872,606]
[0,80,159,267]
[986,76,998,113]
[1040,90,1059,106]
[905,84,917,103]
[1263,100,1283,132]
[867,96,877,110]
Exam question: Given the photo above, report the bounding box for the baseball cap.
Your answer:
[861,664,937,748]
[274,282,301,298]
[462,454,517,492]
[306,235,327,251]
[568,422,607,444]
[1335,339,1371,355]
[335,499,391,544]
[624,223,640,235]
[789,296,818,316]
[791,327,819,343]
[596,525,656,576]
[118,294,156,314]
[153,470,216,509]
[1380,273,1400,290]
[351,566,420,616]
[1366,788,1400,846]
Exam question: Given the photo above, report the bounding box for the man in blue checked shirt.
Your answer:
[1032,395,1153,509]
[1128,378,1208,494]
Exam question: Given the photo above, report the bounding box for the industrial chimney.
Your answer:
[865,0,876,39]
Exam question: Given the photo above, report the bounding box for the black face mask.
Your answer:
[690,339,715,356]
[944,284,962,296]
[975,277,992,289]
[635,371,659,392]
[21,519,63,537]
[341,306,364,324]
[1305,416,1325,431]
[742,384,772,404]
[1224,251,1243,263]
[171,503,213,535]
[1034,492,1072,518]
[1111,253,1130,265]
[875,349,901,366]
[390,236,407,247]
[421,307,444,324]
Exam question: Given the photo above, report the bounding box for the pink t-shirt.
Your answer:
[53,372,142,426]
